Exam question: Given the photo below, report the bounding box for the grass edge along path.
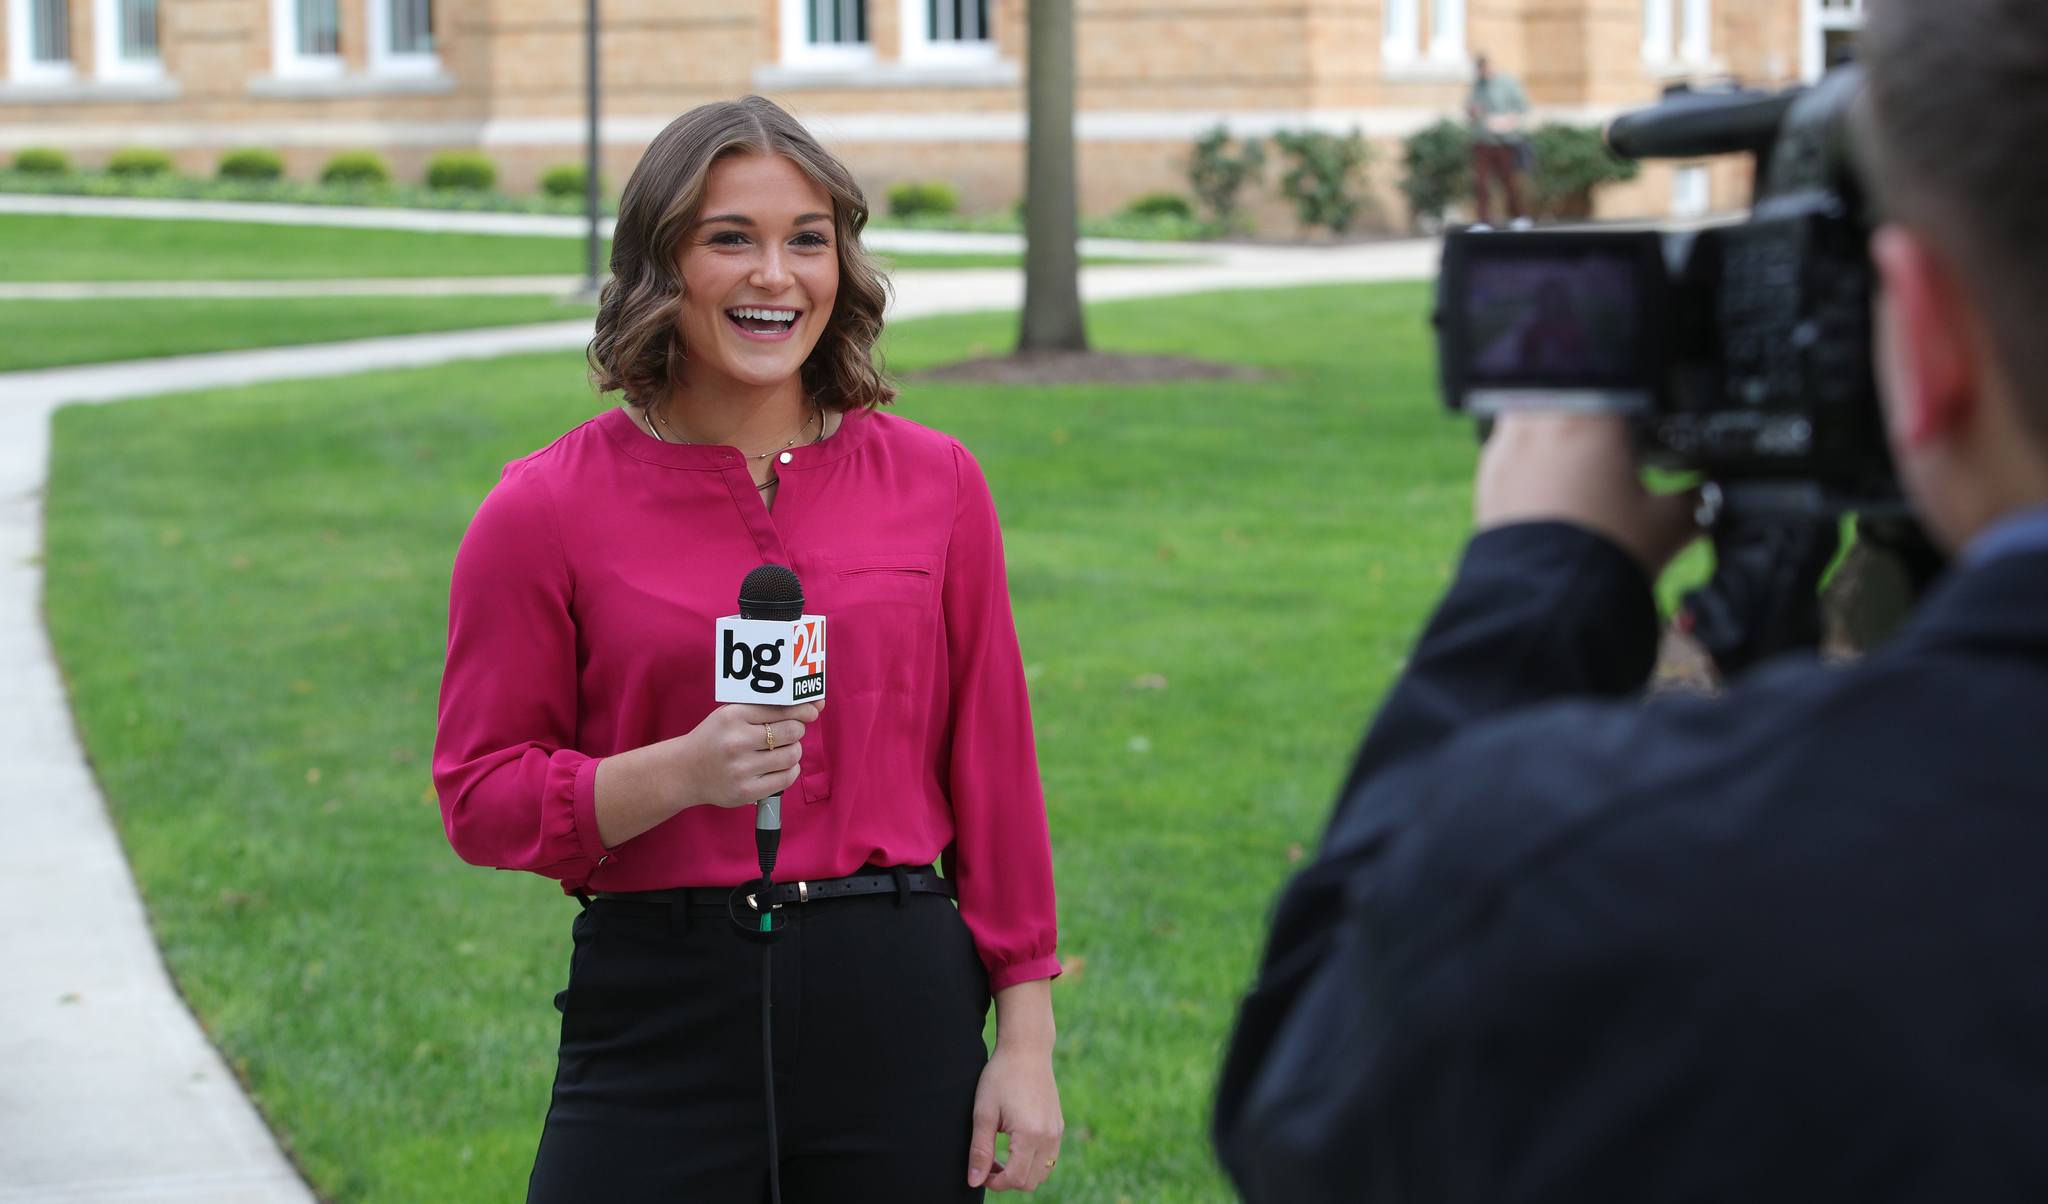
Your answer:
[0,213,1148,283]
[0,295,594,374]
[42,282,1713,1201]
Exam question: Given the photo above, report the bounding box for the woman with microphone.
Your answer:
[433,95,1061,1200]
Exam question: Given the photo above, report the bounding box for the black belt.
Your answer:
[594,868,955,910]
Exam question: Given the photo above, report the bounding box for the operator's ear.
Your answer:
[1871,224,1979,449]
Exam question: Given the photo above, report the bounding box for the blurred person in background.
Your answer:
[1468,54,1533,228]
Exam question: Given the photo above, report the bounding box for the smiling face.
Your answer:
[674,151,841,400]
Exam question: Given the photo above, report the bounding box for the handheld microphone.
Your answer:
[718,565,827,924]
[737,565,803,857]
[722,562,823,1204]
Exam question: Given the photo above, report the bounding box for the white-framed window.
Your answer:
[92,0,161,80]
[1671,163,1711,219]
[1679,0,1710,61]
[900,0,993,66]
[1802,0,1864,81]
[369,0,438,75]
[1645,0,1711,64]
[1385,0,1465,68]
[1642,0,1673,61]
[1382,0,1419,64]
[779,0,872,68]
[1427,0,1466,63]
[272,0,343,77]
[8,0,75,83]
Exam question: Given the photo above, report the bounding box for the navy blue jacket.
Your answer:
[1215,520,2048,1202]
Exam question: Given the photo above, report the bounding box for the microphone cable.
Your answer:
[724,800,785,1204]
[757,796,782,1204]
[731,562,805,1204]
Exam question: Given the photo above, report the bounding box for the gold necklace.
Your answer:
[639,404,825,490]
[648,404,816,461]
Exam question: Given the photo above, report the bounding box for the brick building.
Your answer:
[0,0,1863,229]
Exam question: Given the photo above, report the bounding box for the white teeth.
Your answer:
[730,307,798,322]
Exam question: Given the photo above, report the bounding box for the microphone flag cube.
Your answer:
[714,614,827,705]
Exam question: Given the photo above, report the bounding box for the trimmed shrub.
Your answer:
[1122,191,1194,221]
[1272,128,1374,235]
[887,180,959,219]
[426,151,497,192]
[1400,119,1472,230]
[107,147,175,178]
[1528,123,1639,219]
[1186,126,1264,228]
[541,163,600,198]
[217,148,285,182]
[320,151,393,187]
[13,147,70,175]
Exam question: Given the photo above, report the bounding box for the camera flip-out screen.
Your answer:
[1437,231,1671,415]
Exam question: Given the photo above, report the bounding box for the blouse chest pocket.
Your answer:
[816,552,941,698]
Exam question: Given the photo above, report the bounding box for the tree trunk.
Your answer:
[1018,0,1088,352]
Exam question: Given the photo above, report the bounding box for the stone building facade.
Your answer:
[0,0,1864,229]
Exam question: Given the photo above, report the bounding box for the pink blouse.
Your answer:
[434,405,1060,991]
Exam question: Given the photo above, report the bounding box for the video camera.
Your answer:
[1434,66,1899,519]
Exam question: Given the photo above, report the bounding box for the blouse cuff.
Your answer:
[569,754,607,867]
[988,953,1063,994]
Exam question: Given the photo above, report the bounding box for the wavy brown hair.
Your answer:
[587,95,896,411]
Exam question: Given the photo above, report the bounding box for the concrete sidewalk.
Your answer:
[0,240,1437,1201]
[0,276,594,300]
[0,192,1217,262]
[0,234,1435,303]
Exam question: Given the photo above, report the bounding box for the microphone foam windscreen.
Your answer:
[739,564,805,621]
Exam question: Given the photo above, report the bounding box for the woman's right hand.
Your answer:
[675,702,822,810]
[593,701,822,848]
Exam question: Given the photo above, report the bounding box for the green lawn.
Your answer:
[0,296,595,374]
[42,283,1700,1200]
[0,214,1139,281]
[0,214,609,280]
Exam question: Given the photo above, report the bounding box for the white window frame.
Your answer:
[1426,0,1466,64]
[1801,0,1865,81]
[1671,163,1711,219]
[778,0,873,69]
[92,0,162,81]
[368,0,439,76]
[1679,0,1711,63]
[8,0,76,84]
[1642,0,1674,63]
[272,0,344,78]
[1382,0,1419,64]
[1645,0,1712,65]
[900,0,995,67]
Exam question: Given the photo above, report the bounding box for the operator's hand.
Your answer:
[678,702,821,809]
[1476,412,1703,578]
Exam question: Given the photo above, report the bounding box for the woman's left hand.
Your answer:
[967,1044,1063,1192]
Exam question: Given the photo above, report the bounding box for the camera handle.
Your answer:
[1677,485,1843,679]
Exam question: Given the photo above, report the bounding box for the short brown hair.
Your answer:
[1862,0,2048,424]
[587,95,896,411]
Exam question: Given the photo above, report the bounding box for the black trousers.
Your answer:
[527,880,992,1203]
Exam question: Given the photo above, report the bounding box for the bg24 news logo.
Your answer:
[715,615,827,706]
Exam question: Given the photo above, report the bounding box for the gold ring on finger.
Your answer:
[763,723,777,751]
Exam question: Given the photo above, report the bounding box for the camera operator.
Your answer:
[1213,2,2048,1200]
